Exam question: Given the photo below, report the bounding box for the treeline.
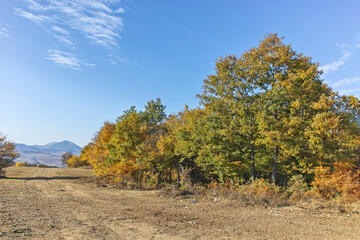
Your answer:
[77,34,360,198]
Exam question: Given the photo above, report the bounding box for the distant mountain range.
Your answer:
[15,141,82,167]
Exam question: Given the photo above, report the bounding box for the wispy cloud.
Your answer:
[45,49,94,70]
[53,35,74,47]
[0,23,11,39]
[15,0,127,69]
[338,88,360,96]
[14,8,53,24]
[52,25,70,35]
[320,43,360,75]
[107,54,135,65]
[320,50,351,74]
[15,0,124,47]
[332,77,360,87]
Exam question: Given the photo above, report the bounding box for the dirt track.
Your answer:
[0,167,359,239]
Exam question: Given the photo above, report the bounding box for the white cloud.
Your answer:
[45,49,95,70]
[53,35,74,46]
[16,0,124,48]
[338,88,360,95]
[320,50,351,74]
[107,54,136,65]
[83,63,96,67]
[116,7,125,13]
[15,0,127,69]
[14,8,53,24]
[0,23,10,39]
[320,41,360,75]
[332,77,360,87]
[52,25,70,35]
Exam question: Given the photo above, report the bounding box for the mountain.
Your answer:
[15,141,82,167]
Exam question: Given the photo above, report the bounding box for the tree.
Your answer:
[306,93,360,167]
[242,33,327,184]
[140,98,167,125]
[106,110,146,186]
[0,135,20,176]
[198,33,334,185]
[61,151,73,166]
[66,155,88,168]
[80,121,115,176]
[83,99,168,187]
[199,54,262,182]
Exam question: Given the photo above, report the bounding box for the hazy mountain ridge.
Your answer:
[15,141,82,167]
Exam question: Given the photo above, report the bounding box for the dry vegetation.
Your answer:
[1,167,359,240]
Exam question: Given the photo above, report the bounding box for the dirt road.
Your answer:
[0,167,359,239]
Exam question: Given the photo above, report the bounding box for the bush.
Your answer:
[286,174,311,201]
[37,164,49,168]
[237,179,285,205]
[15,162,29,167]
[66,155,89,168]
[312,162,360,201]
[206,178,287,206]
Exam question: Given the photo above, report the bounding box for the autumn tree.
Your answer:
[306,93,360,167]
[80,121,115,175]
[79,34,360,196]
[237,34,327,184]
[199,54,262,182]
[102,99,167,187]
[0,135,20,176]
[152,115,181,183]
[61,151,73,166]
[66,155,89,168]
[174,107,231,183]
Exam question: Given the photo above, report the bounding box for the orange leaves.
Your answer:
[109,161,140,176]
[312,162,360,200]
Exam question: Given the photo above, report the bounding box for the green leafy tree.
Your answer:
[140,98,167,125]
[199,54,262,182]
[241,33,327,184]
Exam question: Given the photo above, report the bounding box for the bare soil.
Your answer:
[0,167,359,239]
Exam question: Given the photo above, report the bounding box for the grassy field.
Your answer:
[0,167,359,239]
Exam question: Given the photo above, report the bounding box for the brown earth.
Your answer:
[0,167,359,240]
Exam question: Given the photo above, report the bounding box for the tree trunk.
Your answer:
[251,143,255,183]
[138,159,142,189]
[272,146,278,184]
[169,165,172,183]
[249,133,256,183]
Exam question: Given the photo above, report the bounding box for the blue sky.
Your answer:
[1,0,360,147]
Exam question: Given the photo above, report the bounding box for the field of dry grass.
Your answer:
[1,167,359,239]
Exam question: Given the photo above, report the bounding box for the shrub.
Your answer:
[37,164,49,168]
[234,179,286,206]
[66,155,89,168]
[312,162,360,201]
[15,162,29,167]
[286,174,310,201]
